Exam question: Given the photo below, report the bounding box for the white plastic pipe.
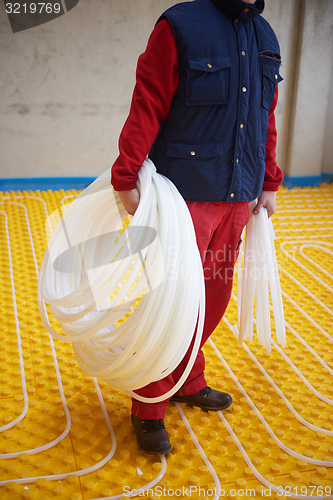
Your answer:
[238,201,286,351]
[38,159,205,402]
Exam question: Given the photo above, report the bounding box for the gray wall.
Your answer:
[281,0,333,178]
[323,64,333,174]
[0,0,175,178]
[0,0,333,180]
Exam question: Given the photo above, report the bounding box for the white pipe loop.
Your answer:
[38,159,205,402]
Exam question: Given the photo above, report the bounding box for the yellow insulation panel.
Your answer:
[0,184,332,499]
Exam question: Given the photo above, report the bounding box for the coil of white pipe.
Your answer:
[238,200,286,352]
[38,159,205,403]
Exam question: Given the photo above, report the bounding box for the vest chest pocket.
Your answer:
[186,56,231,106]
[260,52,283,110]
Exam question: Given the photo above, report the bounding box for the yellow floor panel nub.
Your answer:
[0,185,332,499]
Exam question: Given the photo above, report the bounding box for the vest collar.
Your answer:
[210,0,264,22]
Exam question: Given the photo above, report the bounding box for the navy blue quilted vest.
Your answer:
[149,0,282,202]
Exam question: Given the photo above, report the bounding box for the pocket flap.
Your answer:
[188,56,231,73]
[262,60,283,83]
[167,142,222,159]
[257,142,266,159]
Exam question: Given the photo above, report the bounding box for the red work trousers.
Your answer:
[132,200,250,419]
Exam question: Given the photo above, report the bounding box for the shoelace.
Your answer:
[198,386,212,397]
[142,419,165,433]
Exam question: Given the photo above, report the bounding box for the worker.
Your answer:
[111,0,283,454]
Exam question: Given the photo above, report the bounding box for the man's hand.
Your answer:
[253,190,276,218]
[118,188,140,216]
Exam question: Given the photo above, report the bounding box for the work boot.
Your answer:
[170,386,233,411]
[131,414,172,455]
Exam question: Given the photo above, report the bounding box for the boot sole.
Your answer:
[138,443,172,455]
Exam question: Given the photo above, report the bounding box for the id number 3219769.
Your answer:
[276,486,332,497]
[5,3,61,14]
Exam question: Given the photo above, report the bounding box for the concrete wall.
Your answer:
[0,0,175,178]
[0,0,333,180]
[262,0,301,176]
[285,0,333,178]
[322,67,333,174]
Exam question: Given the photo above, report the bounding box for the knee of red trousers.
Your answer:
[170,285,232,398]
[202,285,233,344]
[171,347,207,397]
[203,259,236,291]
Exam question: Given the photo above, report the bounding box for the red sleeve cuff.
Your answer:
[262,172,284,192]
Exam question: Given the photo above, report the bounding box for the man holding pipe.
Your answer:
[111,0,283,454]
